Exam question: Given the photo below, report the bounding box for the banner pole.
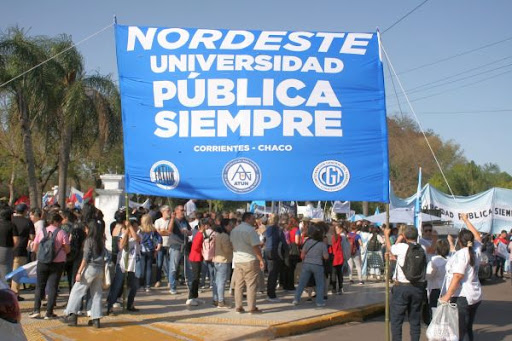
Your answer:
[123,192,129,311]
[385,203,390,341]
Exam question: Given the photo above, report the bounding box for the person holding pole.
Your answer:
[106,218,140,314]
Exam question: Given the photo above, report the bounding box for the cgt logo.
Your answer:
[312,160,350,192]
[222,158,261,194]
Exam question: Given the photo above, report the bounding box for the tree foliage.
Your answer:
[0,28,122,204]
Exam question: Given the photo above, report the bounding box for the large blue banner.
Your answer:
[115,25,389,201]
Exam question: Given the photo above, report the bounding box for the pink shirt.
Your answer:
[34,225,69,263]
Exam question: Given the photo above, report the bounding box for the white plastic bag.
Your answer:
[426,300,459,341]
[103,262,113,289]
[496,242,510,260]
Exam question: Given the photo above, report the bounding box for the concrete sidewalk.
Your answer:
[19,281,386,341]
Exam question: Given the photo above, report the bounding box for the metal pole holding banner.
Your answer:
[384,203,390,341]
[123,192,129,311]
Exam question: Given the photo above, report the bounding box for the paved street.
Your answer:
[279,277,512,341]
[18,279,386,340]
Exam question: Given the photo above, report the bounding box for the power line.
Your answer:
[387,109,512,115]
[381,42,458,200]
[385,60,512,102]
[382,0,431,34]
[408,68,512,103]
[403,55,512,94]
[0,22,113,89]
[386,55,406,119]
[397,34,512,75]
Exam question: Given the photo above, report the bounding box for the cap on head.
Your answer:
[15,203,28,213]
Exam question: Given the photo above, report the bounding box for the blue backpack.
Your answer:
[37,227,61,264]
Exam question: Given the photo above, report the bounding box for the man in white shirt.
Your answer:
[154,205,172,288]
[230,212,265,314]
[418,223,438,262]
[384,225,426,341]
[184,199,197,219]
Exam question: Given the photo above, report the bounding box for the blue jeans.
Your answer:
[213,263,229,302]
[156,247,168,283]
[294,262,325,305]
[141,252,153,288]
[168,247,182,291]
[65,265,103,319]
[107,264,138,309]
[201,261,215,287]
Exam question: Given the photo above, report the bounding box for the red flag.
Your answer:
[83,188,94,203]
[14,196,30,207]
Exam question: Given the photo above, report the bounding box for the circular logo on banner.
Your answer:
[222,158,262,194]
[150,161,180,190]
[312,160,350,192]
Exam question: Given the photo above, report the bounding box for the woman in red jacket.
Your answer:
[330,223,344,295]
[186,218,209,306]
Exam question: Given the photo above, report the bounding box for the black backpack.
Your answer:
[37,227,61,264]
[401,243,427,283]
[367,234,382,252]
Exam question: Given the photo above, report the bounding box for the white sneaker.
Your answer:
[113,302,121,308]
[267,297,281,303]
[292,300,299,306]
[29,311,40,319]
[316,302,326,307]
[186,299,199,306]
[169,289,177,295]
[145,287,150,293]
[87,310,91,317]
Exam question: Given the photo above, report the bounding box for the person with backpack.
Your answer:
[366,226,384,280]
[139,214,163,292]
[212,219,233,308]
[440,213,483,341]
[347,223,364,285]
[384,225,427,341]
[64,220,105,328]
[30,212,70,320]
[264,214,288,302]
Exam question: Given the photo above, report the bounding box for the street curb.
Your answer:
[268,303,385,339]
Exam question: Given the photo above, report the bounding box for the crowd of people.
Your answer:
[1,199,511,338]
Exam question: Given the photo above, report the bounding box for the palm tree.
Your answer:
[0,28,54,208]
[49,35,121,206]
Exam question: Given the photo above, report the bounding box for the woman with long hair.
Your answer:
[212,219,234,308]
[330,223,345,294]
[293,222,329,307]
[187,218,209,306]
[426,239,450,315]
[64,220,105,328]
[440,213,482,341]
[139,214,162,292]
